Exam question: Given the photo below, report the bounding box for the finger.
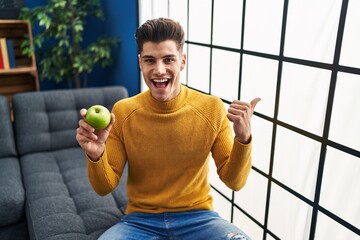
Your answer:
[76,131,96,143]
[103,113,116,131]
[80,108,87,118]
[227,112,236,123]
[227,111,247,122]
[250,98,261,113]
[230,104,249,112]
[231,100,250,108]
[228,107,247,117]
[77,125,98,141]
[110,113,116,125]
[78,119,96,133]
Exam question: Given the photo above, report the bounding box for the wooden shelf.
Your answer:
[0,20,39,120]
[0,66,37,74]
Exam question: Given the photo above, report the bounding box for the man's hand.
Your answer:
[76,109,115,161]
[227,98,261,144]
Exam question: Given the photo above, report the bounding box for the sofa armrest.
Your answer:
[0,95,25,227]
[0,157,25,227]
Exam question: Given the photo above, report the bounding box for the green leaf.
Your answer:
[33,37,42,48]
[59,39,69,47]
[54,0,67,8]
[74,23,84,32]
[38,13,51,29]
[20,0,119,87]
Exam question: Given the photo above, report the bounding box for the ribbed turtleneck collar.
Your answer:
[145,84,188,113]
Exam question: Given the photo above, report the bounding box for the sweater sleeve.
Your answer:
[211,103,252,191]
[87,148,119,196]
[219,138,252,191]
[87,106,128,196]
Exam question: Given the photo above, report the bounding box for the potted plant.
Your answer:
[20,0,119,88]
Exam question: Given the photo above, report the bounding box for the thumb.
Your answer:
[250,98,261,113]
[104,113,116,131]
[80,108,87,118]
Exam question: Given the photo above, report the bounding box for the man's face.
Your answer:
[139,40,186,102]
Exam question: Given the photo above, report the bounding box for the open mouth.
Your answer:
[152,79,170,88]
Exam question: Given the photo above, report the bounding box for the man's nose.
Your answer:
[154,61,166,75]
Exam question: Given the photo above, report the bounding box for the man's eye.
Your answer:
[144,59,155,64]
[164,58,175,63]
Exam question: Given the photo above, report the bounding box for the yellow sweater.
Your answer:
[87,85,252,214]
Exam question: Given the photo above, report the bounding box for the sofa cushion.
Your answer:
[0,157,26,227]
[0,95,16,158]
[21,147,128,240]
[12,86,128,156]
[0,95,25,228]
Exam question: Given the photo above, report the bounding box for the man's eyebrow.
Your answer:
[141,54,177,59]
[142,55,155,59]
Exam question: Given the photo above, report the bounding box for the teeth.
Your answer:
[153,79,168,82]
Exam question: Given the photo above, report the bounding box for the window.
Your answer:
[138,0,360,239]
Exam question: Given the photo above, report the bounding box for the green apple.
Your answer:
[85,105,111,130]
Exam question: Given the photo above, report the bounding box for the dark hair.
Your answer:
[135,18,185,53]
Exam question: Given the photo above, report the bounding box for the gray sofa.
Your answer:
[0,95,28,240]
[0,86,129,240]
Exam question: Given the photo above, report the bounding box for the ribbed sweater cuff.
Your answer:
[234,135,252,147]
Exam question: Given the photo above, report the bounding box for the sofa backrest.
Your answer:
[0,95,17,158]
[12,86,128,156]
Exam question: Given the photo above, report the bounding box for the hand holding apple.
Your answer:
[85,105,111,129]
[76,105,115,161]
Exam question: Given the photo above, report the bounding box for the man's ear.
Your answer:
[181,53,186,71]
[138,54,142,70]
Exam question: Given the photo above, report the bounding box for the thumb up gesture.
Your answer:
[227,98,261,144]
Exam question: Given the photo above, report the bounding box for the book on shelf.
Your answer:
[6,39,16,68]
[0,46,3,69]
[0,38,10,69]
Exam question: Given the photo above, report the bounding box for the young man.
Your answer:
[76,18,260,240]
